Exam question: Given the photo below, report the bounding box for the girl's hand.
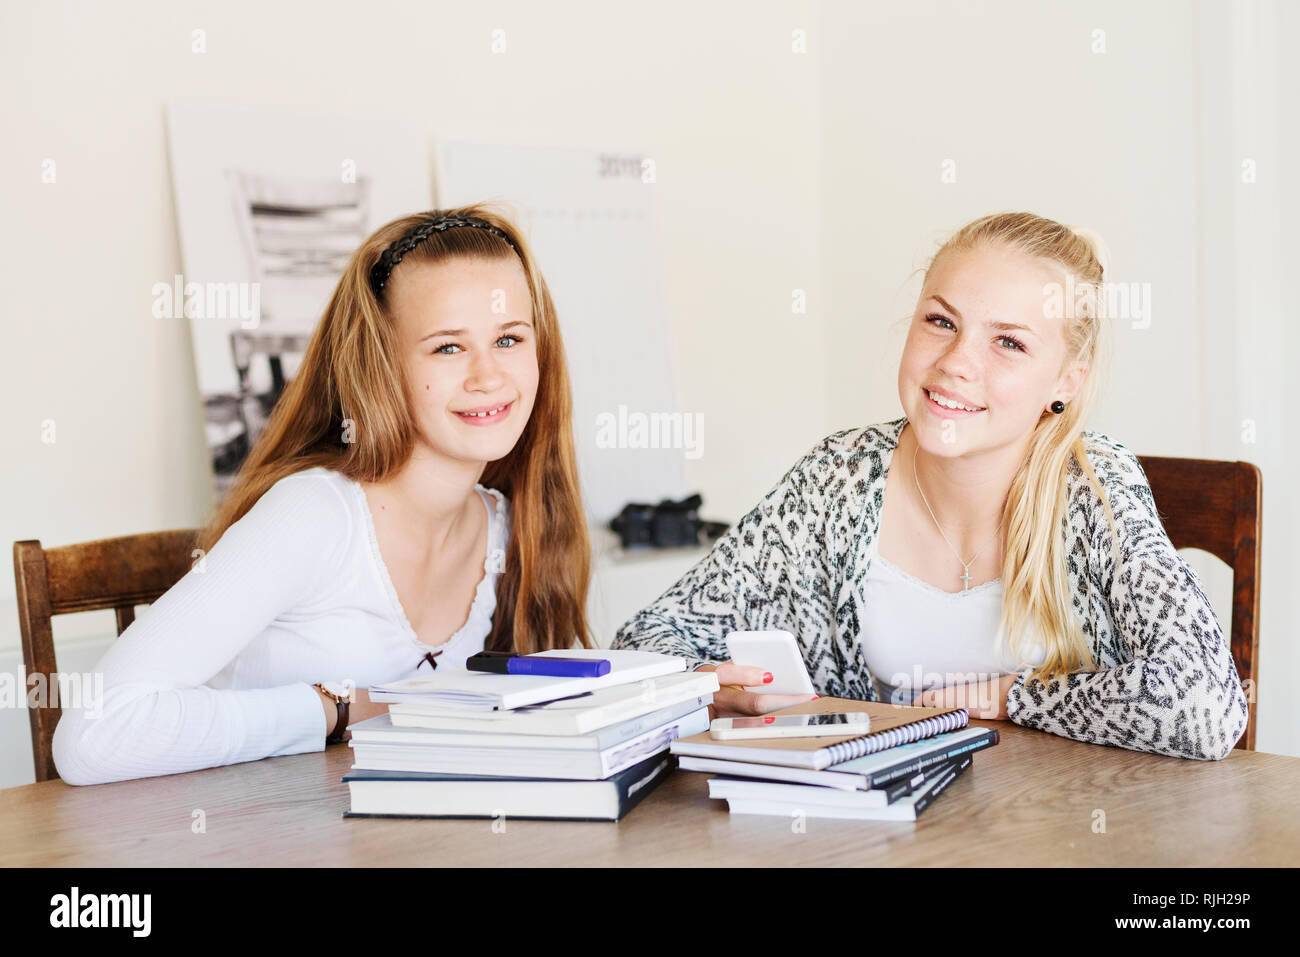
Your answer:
[696,662,818,720]
[911,672,1019,720]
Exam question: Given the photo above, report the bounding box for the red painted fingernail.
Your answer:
[762,672,773,684]
[764,716,775,724]
[812,695,819,700]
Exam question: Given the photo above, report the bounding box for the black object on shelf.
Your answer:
[609,493,729,549]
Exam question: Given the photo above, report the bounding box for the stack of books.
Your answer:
[671,697,999,821]
[341,649,718,822]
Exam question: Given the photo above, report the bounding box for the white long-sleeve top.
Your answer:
[51,466,511,786]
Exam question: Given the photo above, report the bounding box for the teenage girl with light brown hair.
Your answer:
[54,205,592,784]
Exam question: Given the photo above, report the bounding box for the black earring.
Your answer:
[1050,400,1065,414]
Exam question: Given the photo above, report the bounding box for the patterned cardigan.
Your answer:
[611,416,1249,761]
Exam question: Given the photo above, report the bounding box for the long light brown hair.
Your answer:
[919,212,1120,686]
[197,203,592,654]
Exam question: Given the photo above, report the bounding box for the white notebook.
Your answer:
[368,648,686,711]
[350,707,711,779]
[387,671,719,736]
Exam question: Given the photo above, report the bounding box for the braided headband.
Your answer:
[369,215,520,298]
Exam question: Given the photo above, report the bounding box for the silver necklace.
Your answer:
[911,443,1005,592]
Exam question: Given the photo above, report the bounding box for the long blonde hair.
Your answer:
[196,203,592,654]
[920,212,1121,685]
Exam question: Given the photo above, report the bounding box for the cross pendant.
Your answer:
[960,568,972,591]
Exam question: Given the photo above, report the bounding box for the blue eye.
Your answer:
[925,314,1024,352]
[432,334,525,355]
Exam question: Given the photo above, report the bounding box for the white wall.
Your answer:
[1,0,1293,787]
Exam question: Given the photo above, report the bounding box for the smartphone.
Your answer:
[709,711,870,740]
[724,630,816,695]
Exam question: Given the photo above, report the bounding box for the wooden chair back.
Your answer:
[1137,456,1261,751]
[12,529,200,781]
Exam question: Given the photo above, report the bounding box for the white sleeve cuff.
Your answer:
[260,683,328,758]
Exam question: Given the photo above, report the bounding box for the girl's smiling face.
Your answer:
[385,255,539,466]
[898,242,1088,455]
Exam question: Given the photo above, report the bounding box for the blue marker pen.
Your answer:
[466,651,612,678]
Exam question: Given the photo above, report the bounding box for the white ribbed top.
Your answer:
[858,538,1044,706]
[51,467,510,786]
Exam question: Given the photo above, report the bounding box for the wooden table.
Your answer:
[2,719,1296,867]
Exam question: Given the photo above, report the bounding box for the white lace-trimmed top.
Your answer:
[351,476,509,674]
[859,539,1045,706]
[52,466,511,786]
